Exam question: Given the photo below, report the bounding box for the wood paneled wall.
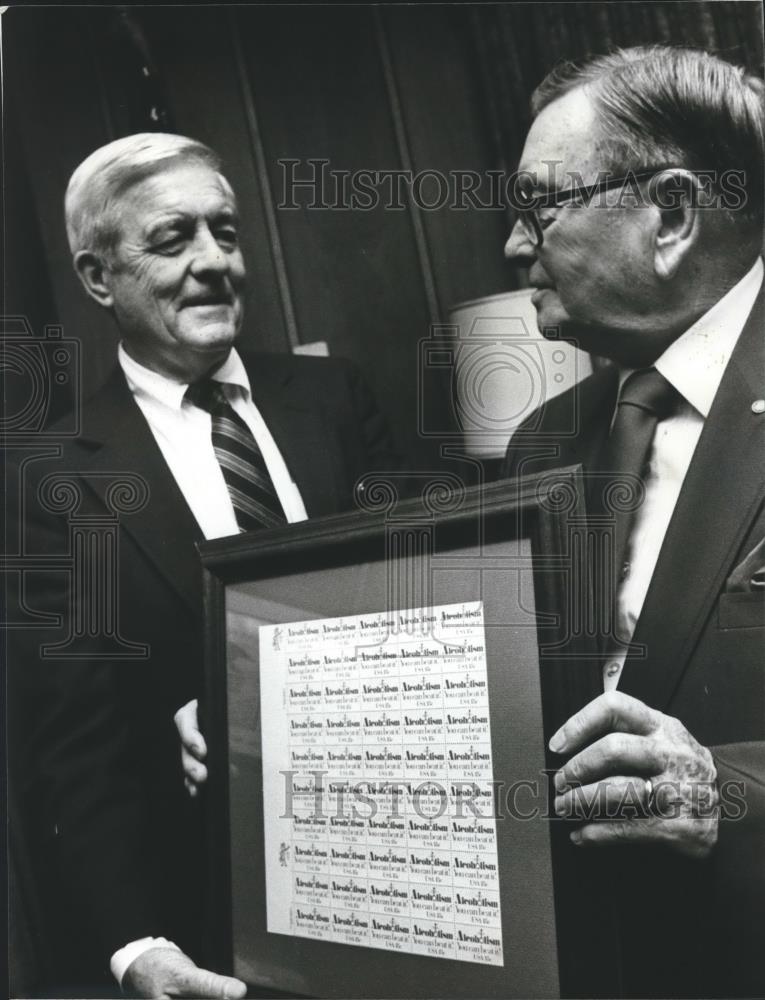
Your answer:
[470,1,764,187]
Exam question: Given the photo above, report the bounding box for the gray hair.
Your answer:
[531,45,764,225]
[65,132,224,259]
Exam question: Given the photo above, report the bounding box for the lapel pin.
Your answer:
[751,400,765,414]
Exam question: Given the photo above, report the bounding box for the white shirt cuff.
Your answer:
[110,936,181,987]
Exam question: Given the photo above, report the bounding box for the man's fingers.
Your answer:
[572,815,717,858]
[181,746,208,785]
[571,819,659,847]
[174,699,207,760]
[554,775,651,819]
[179,702,208,795]
[549,691,659,754]
[168,964,246,999]
[555,732,662,790]
[123,947,245,998]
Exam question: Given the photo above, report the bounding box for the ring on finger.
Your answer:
[644,777,657,812]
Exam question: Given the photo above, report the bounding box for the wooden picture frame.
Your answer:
[200,468,616,998]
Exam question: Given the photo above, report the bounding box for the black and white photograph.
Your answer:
[3,2,764,998]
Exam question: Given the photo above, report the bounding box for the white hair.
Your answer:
[64,132,224,259]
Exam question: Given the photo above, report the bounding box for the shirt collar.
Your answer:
[118,345,252,410]
[207,348,252,398]
[618,257,763,417]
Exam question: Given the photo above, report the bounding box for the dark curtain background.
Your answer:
[469,1,765,205]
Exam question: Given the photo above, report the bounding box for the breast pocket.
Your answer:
[717,591,765,630]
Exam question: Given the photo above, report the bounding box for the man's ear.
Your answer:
[652,171,702,281]
[73,250,115,309]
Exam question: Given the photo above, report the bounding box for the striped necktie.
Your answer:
[186,378,287,532]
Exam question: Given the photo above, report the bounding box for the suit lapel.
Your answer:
[504,363,618,478]
[76,370,204,614]
[559,364,618,471]
[247,358,343,517]
[620,291,765,708]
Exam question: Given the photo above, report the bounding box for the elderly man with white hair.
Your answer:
[11,132,396,997]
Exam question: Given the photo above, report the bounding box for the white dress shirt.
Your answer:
[118,344,308,538]
[111,345,307,985]
[604,257,764,689]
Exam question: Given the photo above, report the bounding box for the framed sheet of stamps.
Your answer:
[201,469,611,998]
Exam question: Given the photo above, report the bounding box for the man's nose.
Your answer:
[504,218,537,264]
[190,226,229,276]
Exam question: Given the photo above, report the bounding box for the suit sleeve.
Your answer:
[711,742,765,993]
[8,462,193,985]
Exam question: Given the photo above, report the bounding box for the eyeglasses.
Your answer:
[509,167,681,248]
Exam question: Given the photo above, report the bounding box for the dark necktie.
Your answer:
[186,378,287,532]
[592,368,679,640]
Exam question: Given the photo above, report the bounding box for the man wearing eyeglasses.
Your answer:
[502,45,763,997]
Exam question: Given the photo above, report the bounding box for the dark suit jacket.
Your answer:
[501,291,765,998]
[9,351,398,994]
